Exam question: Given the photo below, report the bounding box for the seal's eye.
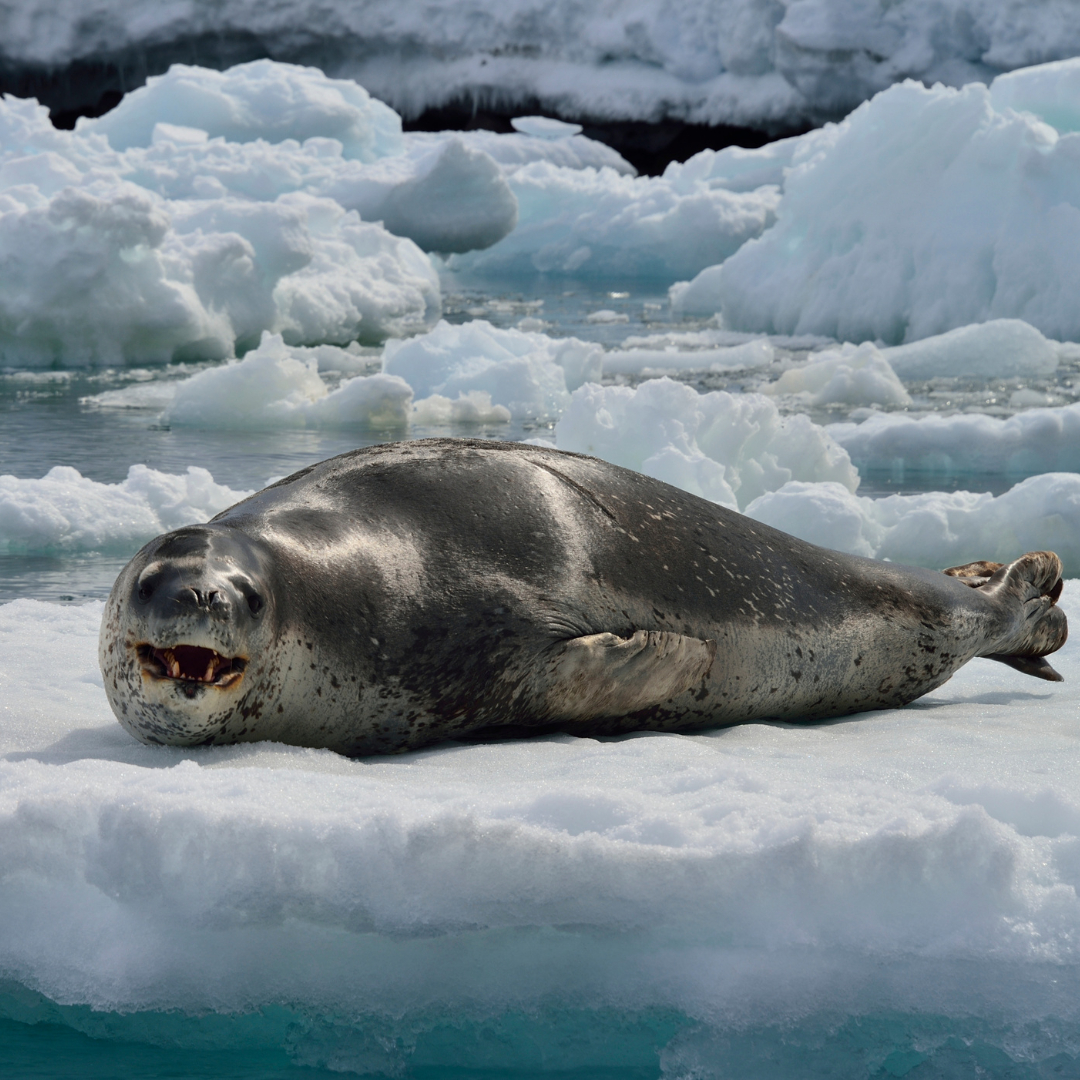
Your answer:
[137,582,155,602]
[246,592,264,616]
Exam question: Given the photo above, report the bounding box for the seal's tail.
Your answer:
[944,551,1068,682]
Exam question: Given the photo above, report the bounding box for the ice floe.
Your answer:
[2,586,1080,1071]
[760,342,912,408]
[829,401,1080,481]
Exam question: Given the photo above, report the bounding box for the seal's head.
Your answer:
[100,525,277,746]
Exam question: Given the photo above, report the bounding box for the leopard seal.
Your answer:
[99,438,1067,754]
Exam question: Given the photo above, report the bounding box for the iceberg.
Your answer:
[682,62,1080,345]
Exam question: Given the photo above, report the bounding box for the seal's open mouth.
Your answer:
[137,644,246,688]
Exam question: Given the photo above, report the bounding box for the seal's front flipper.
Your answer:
[537,630,717,721]
[978,551,1068,680]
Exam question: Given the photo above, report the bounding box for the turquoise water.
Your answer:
[4,996,1080,1079]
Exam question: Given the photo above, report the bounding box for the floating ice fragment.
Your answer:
[511,116,583,139]
[746,472,1080,572]
[382,320,601,420]
[763,342,912,407]
[448,163,780,280]
[707,76,1080,343]
[828,401,1080,480]
[0,466,250,553]
[162,332,413,429]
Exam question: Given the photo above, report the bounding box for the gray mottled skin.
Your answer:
[100,439,1068,755]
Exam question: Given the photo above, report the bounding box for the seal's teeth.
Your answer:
[204,658,216,682]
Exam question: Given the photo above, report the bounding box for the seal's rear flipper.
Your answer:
[984,653,1064,682]
[971,551,1068,680]
[536,630,717,721]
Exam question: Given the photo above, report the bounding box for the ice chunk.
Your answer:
[346,137,518,253]
[447,163,780,280]
[662,132,810,194]
[828,401,1080,481]
[163,332,413,429]
[0,168,440,366]
[602,338,776,375]
[412,390,511,425]
[746,472,1080,573]
[80,59,404,161]
[409,128,635,175]
[991,57,1080,134]
[0,466,249,553]
[121,126,518,255]
[762,342,912,407]
[0,181,230,367]
[882,319,1059,380]
[553,377,858,510]
[707,78,1080,343]
[511,116,583,139]
[382,320,601,421]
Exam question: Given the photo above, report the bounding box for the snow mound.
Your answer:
[698,71,1080,344]
[382,320,602,422]
[553,377,859,510]
[0,467,249,553]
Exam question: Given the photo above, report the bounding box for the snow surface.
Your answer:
[3,0,1080,131]
[2,589,1080,1072]
[680,64,1080,344]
